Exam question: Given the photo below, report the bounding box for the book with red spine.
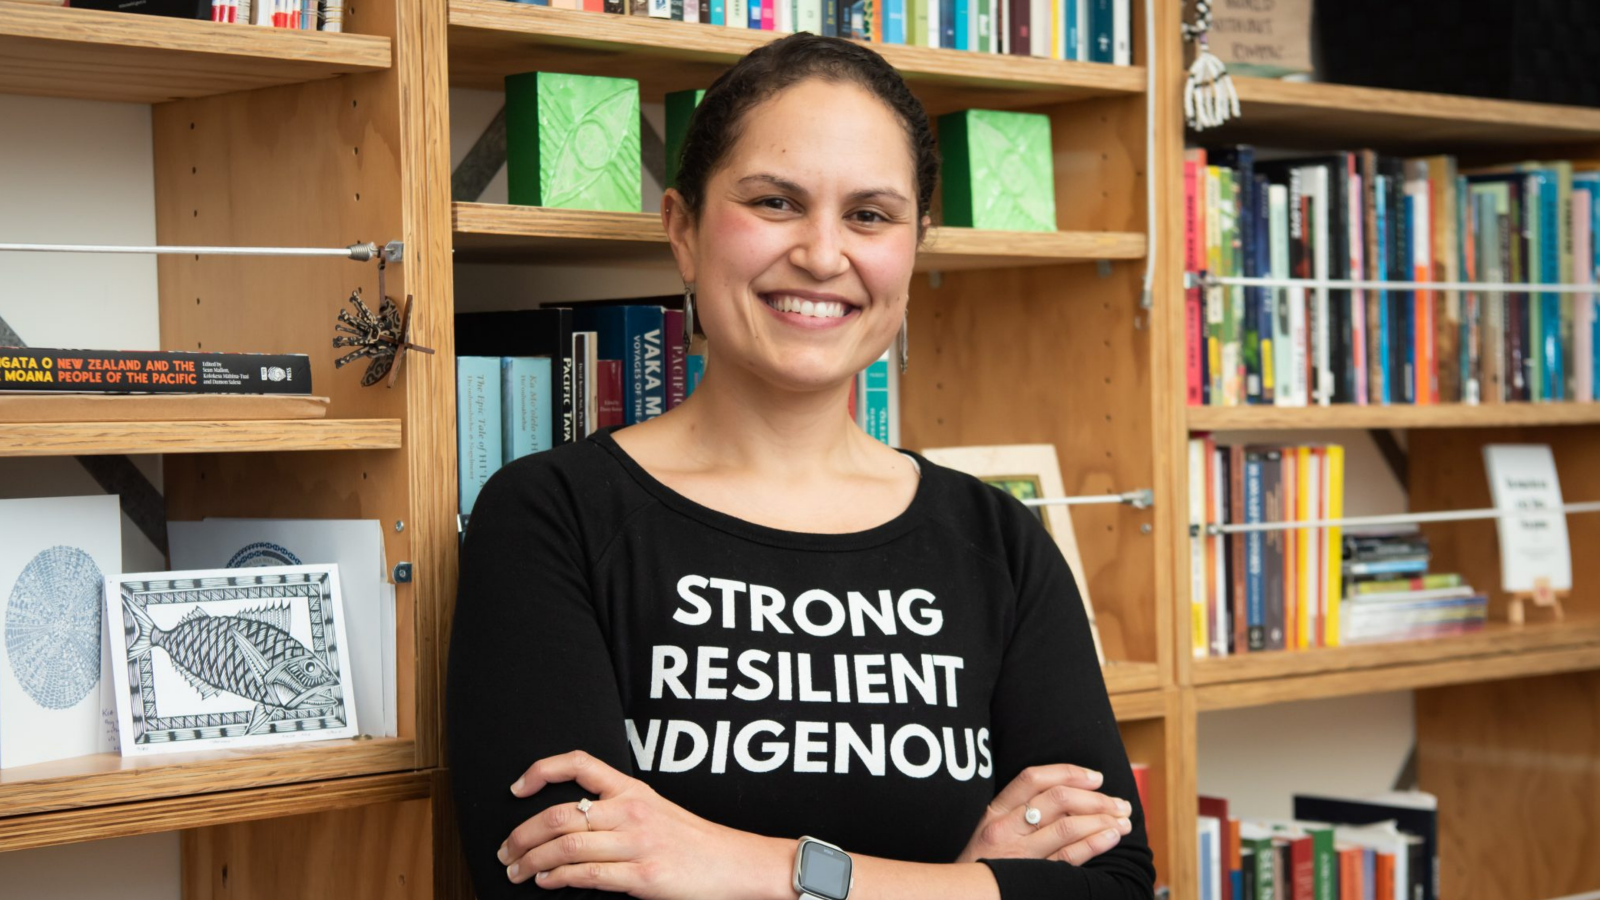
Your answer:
[596,359,625,428]
[663,309,687,411]
[1185,148,1208,406]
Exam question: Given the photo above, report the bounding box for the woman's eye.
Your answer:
[757,197,795,211]
[852,209,889,224]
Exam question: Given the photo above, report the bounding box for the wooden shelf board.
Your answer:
[446,0,1144,114]
[0,393,330,423]
[1193,619,1600,711]
[0,737,417,820]
[1187,402,1600,432]
[1205,76,1600,153]
[0,770,430,852]
[1102,660,1162,696]
[1110,690,1167,722]
[0,2,391,104]
[0,417,402,456]
[453,202,1146,270]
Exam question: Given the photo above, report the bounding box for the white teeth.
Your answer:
[764,295,850,319]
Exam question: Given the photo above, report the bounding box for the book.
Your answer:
[0,347,309,394]
[1295,791,1438,900]
[456,309,575,445]
[501,356,553,462]
[569,304,666,425]
[457,356,503,516]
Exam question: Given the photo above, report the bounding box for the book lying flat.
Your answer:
[0,348,310,394]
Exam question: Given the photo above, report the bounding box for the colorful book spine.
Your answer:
[664,309,687,411]
[686,353,706,399]
[1322,444,1344,647]
[0,347,310,394]
[501,356,553,463]
[859,352,892,444]
[597,359,625,428]
[1189,437,1210,658]
[1244,450,1266,652]
[1088,0,1111,62]
[457,356,503,516]
[1576,179,1596,402]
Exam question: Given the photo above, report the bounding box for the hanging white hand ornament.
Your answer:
[1181,0,1240,132]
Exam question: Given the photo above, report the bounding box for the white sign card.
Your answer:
[106,564,358,756]
[0,495,122,769]
[1483,444,1572,593]
[168,519,396,737]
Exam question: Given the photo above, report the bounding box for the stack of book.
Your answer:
[1339,531,1486,645]
[520,0,1135,64]
[1183,147,1600,408]
[1197,791,1438,900]
[1186,439,1346,658]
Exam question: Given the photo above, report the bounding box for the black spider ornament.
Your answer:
[333,287,434,388]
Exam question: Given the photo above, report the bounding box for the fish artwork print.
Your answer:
[122,594,339,735]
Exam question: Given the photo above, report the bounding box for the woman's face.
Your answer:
[669,77,924,394]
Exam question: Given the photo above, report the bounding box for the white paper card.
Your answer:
[0,495,122,769]
[168,519,395,737]
[1484,444,1572,592]
[106,565,358,756]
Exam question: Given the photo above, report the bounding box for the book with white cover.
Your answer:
[1483,444,1572,593]
[168,519,396,737]
[0,495,121,768]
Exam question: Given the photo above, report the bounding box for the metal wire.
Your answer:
[0,241,380,260]
[1193,272,1600,295]
[1191,500,1600,537]
[1023,489,1155,510]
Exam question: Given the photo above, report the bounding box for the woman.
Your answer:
[449,33,1155,899]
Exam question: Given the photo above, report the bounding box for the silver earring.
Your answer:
[898,311,909,374]
[682,283,695,349]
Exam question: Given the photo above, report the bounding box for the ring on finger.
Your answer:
[1023,805,1043,827]
[577,797,594,831]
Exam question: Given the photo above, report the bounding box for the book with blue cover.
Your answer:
[456,308,574,446]
[456,356,503,516]
[502,356,552,464]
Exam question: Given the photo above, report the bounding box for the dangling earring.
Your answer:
[897,310,909,374]
[682,283,695,350]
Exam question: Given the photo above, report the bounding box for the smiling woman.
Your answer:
[448,33,1155,900]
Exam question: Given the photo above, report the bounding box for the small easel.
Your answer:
[1507,576,1568,626]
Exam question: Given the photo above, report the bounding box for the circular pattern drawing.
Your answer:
[227,541,303,568]
[6,545,104,710]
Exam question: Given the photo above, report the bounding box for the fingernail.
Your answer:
[506,863,520,882]
[497,844,510,865]
[510,777,525,795]
[536,871,548,882]
[1117,799,1132,816]
[1117,817,1131,832]
[1102,829,1120,841]
[1087,769,1103,786]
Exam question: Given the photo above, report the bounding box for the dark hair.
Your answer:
[673,33,938,241]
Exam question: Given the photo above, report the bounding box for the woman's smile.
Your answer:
[757,290,862,329]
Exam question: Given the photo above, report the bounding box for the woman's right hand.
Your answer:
[954,764,1134,866]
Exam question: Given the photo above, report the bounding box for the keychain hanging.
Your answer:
[332,253,435,388]
[1182,0,1240,131]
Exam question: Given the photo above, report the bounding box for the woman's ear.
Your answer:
[662,188,698,285]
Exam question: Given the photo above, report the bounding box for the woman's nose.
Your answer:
[788,217,852,282]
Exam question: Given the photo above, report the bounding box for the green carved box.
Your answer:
[506,71,641,212]
[938,109,1057,231]
[665,89,705,192]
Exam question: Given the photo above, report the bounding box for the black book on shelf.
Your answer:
[71,0,212,18]
[1314,0,1600,109]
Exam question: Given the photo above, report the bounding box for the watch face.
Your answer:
[799,841,851,900]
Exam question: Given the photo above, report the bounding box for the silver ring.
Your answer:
[577,796,593,831]
[1023,805,1042,826]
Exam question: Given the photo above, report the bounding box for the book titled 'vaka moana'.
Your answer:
[0,348,310,394]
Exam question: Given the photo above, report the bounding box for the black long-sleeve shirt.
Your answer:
[448,426,1155,899]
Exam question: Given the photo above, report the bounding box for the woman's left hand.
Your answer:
[498,750,783,898]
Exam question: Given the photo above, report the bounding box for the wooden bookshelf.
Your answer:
[0,2,391,104]
[1,770,431,853]
[1211,75,1600,153]
[452,202,1147,270]
[0,418,402,456]
[0,737,418,820]
[446,0,1144,113]
[1187,402,1600,431]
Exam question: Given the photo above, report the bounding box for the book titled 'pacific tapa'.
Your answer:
[0,348,311,394]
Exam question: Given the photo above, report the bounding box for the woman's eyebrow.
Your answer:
[736,173,910,206]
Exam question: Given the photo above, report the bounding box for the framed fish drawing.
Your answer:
[105,565,357,756]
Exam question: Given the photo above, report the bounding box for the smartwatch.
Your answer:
[793,836,853,900]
